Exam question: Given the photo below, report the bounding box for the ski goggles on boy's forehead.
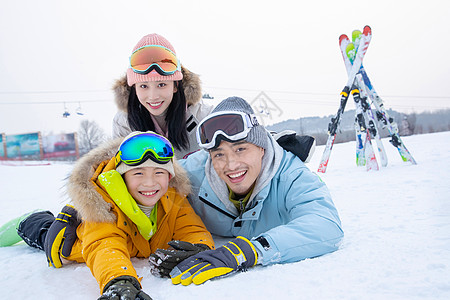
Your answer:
[129,45,181,76]
[115,132,174,167]
[196,111,259,150]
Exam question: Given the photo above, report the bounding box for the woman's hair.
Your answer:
[127,81,189,151]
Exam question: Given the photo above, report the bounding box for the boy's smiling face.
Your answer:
[123,166,170,207]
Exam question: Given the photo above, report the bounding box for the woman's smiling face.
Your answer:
[134,80,177,117]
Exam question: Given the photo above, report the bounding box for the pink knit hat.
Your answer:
[126,33,183,86]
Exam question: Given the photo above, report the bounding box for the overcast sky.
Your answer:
[1,0,449,136]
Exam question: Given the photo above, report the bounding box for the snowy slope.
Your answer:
[1,132,449,300]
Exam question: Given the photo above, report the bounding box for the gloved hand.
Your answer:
[272,130,316,163]
[44,204,81,268]
[149,240,210,277]
[170,236,257,286]
[98,276,152,300]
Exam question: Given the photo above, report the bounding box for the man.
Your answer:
[3,97,341,289]
[162,96,343,285]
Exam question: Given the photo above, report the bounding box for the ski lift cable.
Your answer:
[1,86,449,99]
[202,85,450,99]
[0,99,112,105]
[0,89,109,95]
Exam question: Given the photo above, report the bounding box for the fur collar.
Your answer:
[112,65,202,113]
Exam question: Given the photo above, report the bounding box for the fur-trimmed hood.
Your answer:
[67,137,191,223]
[112,65,202,113]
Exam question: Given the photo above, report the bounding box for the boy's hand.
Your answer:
[44,204,80,268]
[149,241,210,277]
[98,276,152,300]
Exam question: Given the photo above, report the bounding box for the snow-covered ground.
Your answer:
[1,131,449,300]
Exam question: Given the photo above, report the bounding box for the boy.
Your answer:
[1,132,214,299]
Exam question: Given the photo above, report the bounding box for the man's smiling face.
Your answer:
[210,140,264,197]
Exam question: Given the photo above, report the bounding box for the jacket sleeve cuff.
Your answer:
[103,275,141,293]
[251,235,280,266]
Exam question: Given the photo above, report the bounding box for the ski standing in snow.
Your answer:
[318,25,416,173]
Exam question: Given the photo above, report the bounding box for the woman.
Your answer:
[112,33,213,158]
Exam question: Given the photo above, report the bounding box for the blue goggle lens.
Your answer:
[116,132,174,166]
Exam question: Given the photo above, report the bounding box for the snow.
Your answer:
[1,131,449,300]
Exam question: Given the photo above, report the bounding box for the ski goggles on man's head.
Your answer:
[115,132,174,167]
[129,45,181,76]
[196,111,260,150]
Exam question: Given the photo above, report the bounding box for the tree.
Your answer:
[78,120,106,154]
[407,112,417,134]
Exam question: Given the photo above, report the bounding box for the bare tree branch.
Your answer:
[78,120,106,155]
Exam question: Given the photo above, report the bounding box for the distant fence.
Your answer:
[0,132,79,161]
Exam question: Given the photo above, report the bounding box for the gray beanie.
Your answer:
[211,96,268,149]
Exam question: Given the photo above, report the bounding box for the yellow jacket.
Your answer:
[65,139,214,292]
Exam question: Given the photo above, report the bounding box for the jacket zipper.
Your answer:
[198,196,236,219]
[239,200,245,219]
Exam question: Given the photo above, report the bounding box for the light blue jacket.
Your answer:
[180,134,343,266]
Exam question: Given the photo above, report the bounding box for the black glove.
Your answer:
[44,204,81,268]
[272,130,316,163]
[98,276,152,300]
[149,240,210,277]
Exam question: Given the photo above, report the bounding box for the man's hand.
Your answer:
[98,276,152,300]
[149,241,210,277]
[44,204,80,268]
[170,236,257,285]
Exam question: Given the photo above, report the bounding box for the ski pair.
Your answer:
[342,30,386,169]
[343,31,416,165]
[317,25,374,173]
